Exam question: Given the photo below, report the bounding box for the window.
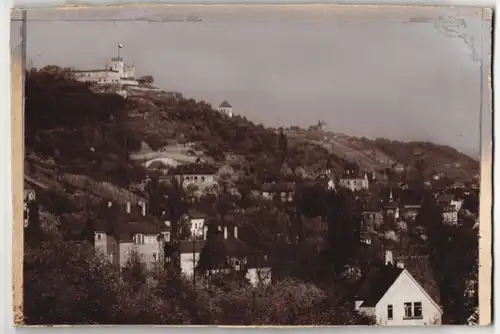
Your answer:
[96,233,102,240]
[404,302,413,318]
[413,302,423,319]
[152,253,158,261]
[387,305,393,320]
[133,234,145,244]
[404,302,423,319]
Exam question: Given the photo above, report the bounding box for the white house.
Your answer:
[179,238,207,277]
[218,101,233,117]
[186,211,207,239]
[339,172,370,192]
[355,252,442,326]
[442,205,459,225]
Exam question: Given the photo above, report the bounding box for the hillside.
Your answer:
[23,66,479,326]
[24,66,479,214]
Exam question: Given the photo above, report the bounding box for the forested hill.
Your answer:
[25,66,479,204]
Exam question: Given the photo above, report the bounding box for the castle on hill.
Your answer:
[72,56,138,86]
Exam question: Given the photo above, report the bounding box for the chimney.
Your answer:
[126,201,131,214]
[396,261,404,269]
[224,226,228,239]
[384,250,394,265]
[234,225,238,239]
[203,226,208,240]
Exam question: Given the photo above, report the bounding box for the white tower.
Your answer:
[218,101,233,117]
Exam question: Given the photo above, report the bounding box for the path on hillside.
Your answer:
[24,174,49,190]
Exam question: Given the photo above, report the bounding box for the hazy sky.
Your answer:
[11,6,490,157]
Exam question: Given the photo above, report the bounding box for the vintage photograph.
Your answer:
[12,5,490,326]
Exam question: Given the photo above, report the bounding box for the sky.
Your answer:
[10,6,491,158]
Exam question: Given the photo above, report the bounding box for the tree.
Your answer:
[325,188,362,274]
[277,127,288,168]
[23,238,121,325]
[139,75,154,85]
[417,192,478,324]
[122,248,148,291]
[163,177,189,280]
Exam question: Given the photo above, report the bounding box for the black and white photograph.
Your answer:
[12,5,491,326]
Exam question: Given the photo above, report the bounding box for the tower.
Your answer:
[110,57,124,77]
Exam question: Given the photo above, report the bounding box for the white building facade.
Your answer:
[356,267,442,326]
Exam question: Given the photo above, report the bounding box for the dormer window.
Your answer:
[133,233,145,245]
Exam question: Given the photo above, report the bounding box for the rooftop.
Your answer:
[261,182,296,192]
[171,163,218,176]
[356,265,404,307]
[219,100,232,108]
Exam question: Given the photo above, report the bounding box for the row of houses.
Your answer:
[24,184,449,325]
[87,199,271,286]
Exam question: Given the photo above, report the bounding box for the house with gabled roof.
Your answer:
[92,200,170,269]
[196,222,271,286]
[261,181,296,202]
[355,251,443,326]
[338,168,371,192]
[171,163,218,190]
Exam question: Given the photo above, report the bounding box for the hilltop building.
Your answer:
[218,101,233,117]
[73,56,138,86]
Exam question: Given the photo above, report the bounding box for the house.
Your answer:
[24,188,37,228]
[218,100,233,117]
[355,251,442,326]
[339,172,370,192]
[451,181,466,190]
[382,189,400,220]
[442,205,458,225]
[196,223,271,286]
[172,163,218,190]
[401,205,421,220]
[94,200,170,269]
[450,199,464,211]
[186,210,208,239]
[261,182,295,202]
[393,163,406,174]
[24,188,36,203]
[178,238,207,278]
